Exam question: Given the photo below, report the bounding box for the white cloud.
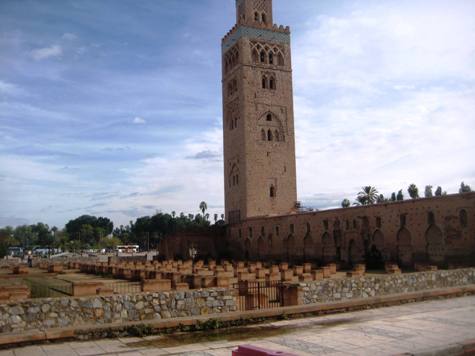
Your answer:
[0,80,26,97]
[133,116,146,124]
[97,127,224,224]
[292,1,475,206]
[30,45,63,60]
[62,33,77,40]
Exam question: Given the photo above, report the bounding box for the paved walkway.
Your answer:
[2,296,475,356]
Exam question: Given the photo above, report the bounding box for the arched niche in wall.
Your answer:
[397,227,413,267]
[367,229,385,269]
[425,224,445,265]
[257,235,266,260]
[303,232,315,261]
[244,238,251,260]
[321,232,336,264]
[283,234,295,262]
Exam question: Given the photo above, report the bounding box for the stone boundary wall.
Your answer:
[301,268,475,304]
[0,288,236,334]
[1,269,475,335]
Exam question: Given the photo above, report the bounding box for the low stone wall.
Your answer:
[301,268,475,304]
[0,289,236,334]
[2,269,475,335]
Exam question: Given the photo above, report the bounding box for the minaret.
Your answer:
[222,0,297,224]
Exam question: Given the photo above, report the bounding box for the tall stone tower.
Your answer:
[222,0,297,223]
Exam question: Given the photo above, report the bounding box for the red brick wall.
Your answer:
[227,193,475,267]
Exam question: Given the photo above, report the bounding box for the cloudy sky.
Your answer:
[1,0,474,228]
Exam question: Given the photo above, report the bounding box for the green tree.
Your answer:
[65,215,113,246]
[79,224,95,247]
[53,229,69,250]
[13,225,36,249]
[459,182,472,193]
[32,223,54,247]
[356,186,379,205]
[199,201,208,216]
[391,192,397,202]
[0,227,16,257]
[397,190,404,201]
[98,236,122,250]
[424,185,433,198]
[407,184,419,199]
[435,186,443,196]
[377,194,386,203]
[341,199,350,208]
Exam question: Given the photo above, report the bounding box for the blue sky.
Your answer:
[1,0,474,228]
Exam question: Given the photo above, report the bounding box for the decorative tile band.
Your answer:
[222,26,290,52]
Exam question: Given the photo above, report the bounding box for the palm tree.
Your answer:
[199,201,208,216]
[341,199,350,208]
[356,186,379,205]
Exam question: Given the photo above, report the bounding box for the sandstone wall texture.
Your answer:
[222,0,298,223]
[228,193,475,266]
[301,268,475,305]
[1,269,475,334]
[0,289,236,334]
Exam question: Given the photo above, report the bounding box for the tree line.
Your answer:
[341,181,472,208]
[0,201,224,257]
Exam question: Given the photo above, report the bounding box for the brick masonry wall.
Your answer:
[0,289,237,334]
[228,193,475,266]
[301,268,475,304]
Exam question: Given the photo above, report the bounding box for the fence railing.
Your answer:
[24,277,73,298]
[234,281,285,311]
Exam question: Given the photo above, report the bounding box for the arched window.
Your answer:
[267,129,273,141]
[261,13,267,24]
[460,209,468,228]
[269,77,276,90]
[270,185,276,198]
[269,52,274,65]
[252,50,259,63]
[234,118,238,129]
[278,53,284,66]
[274,130,280,141]
[254,12,259,22]
[261,129,266,141]
[266,113,272,121]
[235,175,239,185]
[260,51,266,63]
[262,75,268,89]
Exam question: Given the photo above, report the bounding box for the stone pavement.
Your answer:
[2,295,475,356]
